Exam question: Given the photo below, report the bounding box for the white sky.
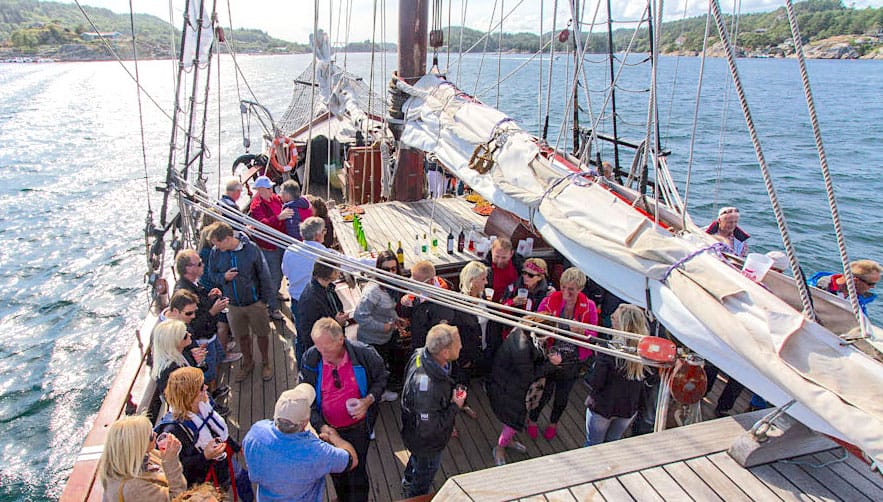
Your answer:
[65,0,883,43]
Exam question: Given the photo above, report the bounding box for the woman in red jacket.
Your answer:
[527,267,598,440]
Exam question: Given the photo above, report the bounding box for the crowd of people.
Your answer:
[100,188,881,501]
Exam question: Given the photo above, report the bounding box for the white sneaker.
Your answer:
[381,390,399,402]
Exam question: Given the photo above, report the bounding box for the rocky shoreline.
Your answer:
[3,35,882,63]
[669,35,883,60]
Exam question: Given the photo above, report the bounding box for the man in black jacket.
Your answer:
[295,261,349,367]
[400,323,465,498]
[300,318,388,502]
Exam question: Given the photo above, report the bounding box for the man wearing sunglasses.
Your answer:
[174,249,238,399]
[809,259,881,315]
[299,318,388,502]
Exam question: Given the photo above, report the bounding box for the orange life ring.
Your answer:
[269,136,298,173]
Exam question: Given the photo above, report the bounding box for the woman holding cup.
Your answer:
[98,415,186,501]
[527,267,598,441]
[151,320,206,410]
[157,367,234,488]
[500,258,554,315]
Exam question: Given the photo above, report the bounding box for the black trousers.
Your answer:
[331,419,371,502]
[529,377,577,424]
[705,364,744,412]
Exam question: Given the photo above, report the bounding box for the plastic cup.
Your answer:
[346,398,360,417]
[454,384,467,400]
[742,252,774,282]
[517,288,529,299]
[484,288,495,301]
[156,432,169,451]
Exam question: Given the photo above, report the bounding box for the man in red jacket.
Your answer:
[249,175,291,320]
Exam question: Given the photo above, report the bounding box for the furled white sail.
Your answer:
[181,0,214,69]
[399,73,883,464]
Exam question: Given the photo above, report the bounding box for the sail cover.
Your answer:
[181,0,214,69]
[398,73,883,464]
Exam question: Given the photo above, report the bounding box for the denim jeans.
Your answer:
[584,409,636,447]
[402,451,442,498]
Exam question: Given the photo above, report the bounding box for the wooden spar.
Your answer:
[392,0,429,201]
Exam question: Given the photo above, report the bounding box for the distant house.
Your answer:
[80,32,122,41]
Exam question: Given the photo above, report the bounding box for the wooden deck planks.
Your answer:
[768,461,840,501]
[683,456,751,501]
[750,464,821,502]
[637,467,692,500]
[706,452,785,501]
[662,462,723,502]
[617,472,665,502]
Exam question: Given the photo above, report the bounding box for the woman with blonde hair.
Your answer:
[99,415,185,501]
[151,320,194,400]
[528,267,598,440]
[157,367,232,488]
[584,304,655,446]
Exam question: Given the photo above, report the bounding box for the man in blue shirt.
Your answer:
[243,383,357,502]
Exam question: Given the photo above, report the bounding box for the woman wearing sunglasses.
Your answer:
[354,250,405,401]
[99,415,185,501]
[500,258,554,315]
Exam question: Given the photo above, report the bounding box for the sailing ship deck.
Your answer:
[219,281,765,502]
[433,409,883,501]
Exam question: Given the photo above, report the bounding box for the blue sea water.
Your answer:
[0,52,880,500]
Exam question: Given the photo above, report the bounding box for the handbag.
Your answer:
[525,377,546,411]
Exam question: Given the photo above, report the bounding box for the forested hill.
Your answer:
[0,0,307,60]
[443,0,883,59]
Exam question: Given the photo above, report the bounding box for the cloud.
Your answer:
[65,0,883,43]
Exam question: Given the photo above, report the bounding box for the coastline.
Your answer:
[4,38,881,63]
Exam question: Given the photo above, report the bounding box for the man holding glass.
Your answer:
[299,318,388,502]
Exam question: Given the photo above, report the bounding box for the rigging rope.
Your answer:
[783,0,864,333]
[180,179,664,364]
[303,0,321,196]
[542,0,558,141]
[682,8,713,229]
[127,0,152,215]
[708,0,816,322]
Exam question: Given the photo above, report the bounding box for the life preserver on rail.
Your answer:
[269,136,298,174]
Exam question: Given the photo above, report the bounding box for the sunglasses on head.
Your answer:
[521,270,540,278]
[858,276,877,287]
[332,368,342,389]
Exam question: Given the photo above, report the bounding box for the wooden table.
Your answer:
[331,197,491,271]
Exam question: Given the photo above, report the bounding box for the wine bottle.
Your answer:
[446,229,455,254]
[467,225,476,252]
[387,241,392,251]
[431,231,439,254]
[413,234,421,255]
[396,240,405,267]
[421,233,429,254]
[457,228,465,253]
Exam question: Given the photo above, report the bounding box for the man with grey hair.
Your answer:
[282,217,373,330]
[300,318,388,502]
[219,177,243,211]
[400,323,465,497]
[243,382,357,501]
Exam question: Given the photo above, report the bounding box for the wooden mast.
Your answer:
[391,0,429,201]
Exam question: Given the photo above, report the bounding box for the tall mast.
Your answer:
[391,0,429,201]
[605,0,620,173]
[571,0,580,156]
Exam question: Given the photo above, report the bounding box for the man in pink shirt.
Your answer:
[299,318,388,502]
